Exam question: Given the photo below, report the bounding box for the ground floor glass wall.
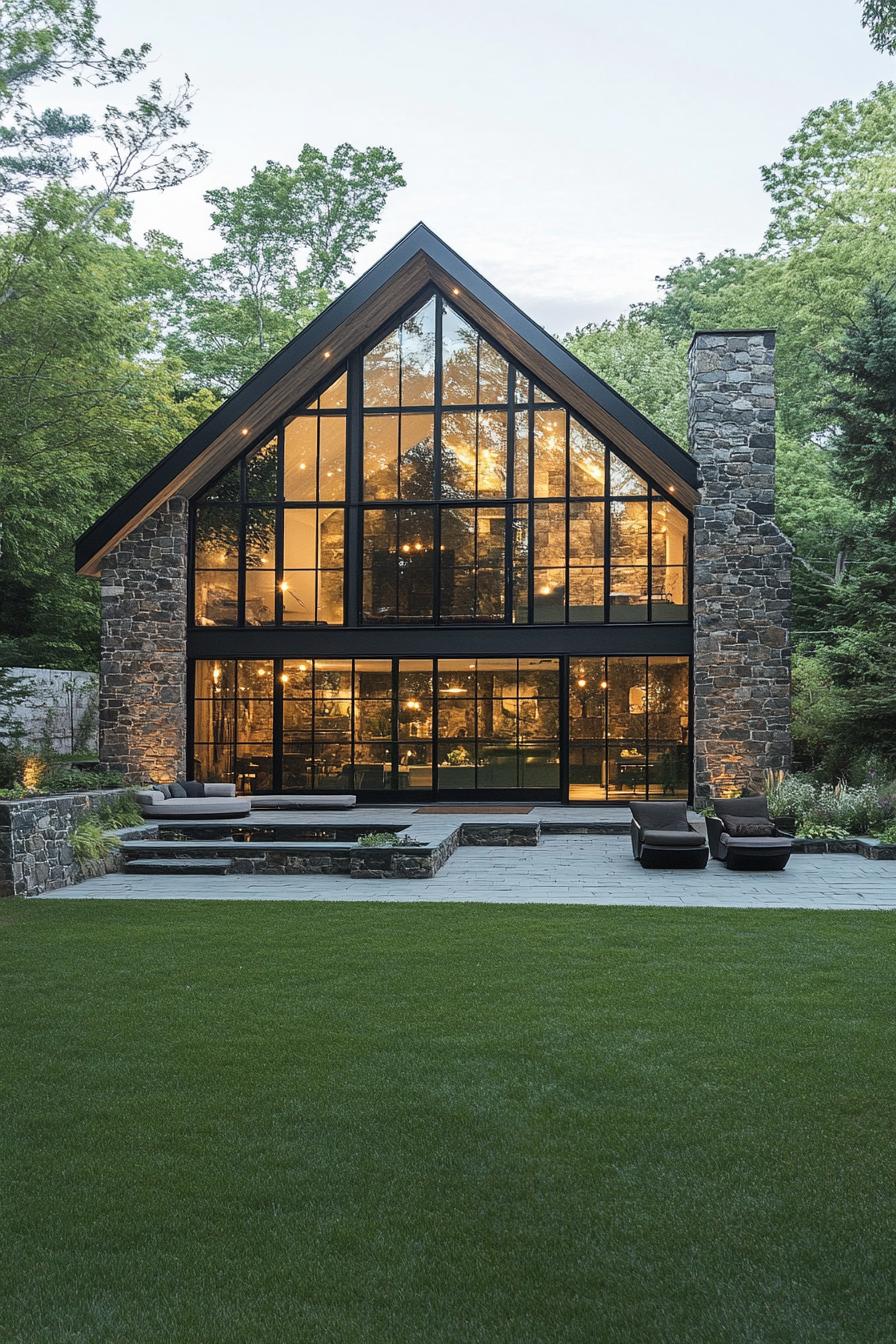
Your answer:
[191,655,689,800]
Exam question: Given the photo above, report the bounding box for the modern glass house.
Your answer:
[76,226,790,803]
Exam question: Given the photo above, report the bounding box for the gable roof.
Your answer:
[75,222,699,575]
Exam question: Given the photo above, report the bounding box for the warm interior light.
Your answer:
[452,287,460,295]
[212,664,221,685]
[404,698,421,712]
[280,673,290,684]
[298,662,308,672]
[539,584,552,595]
[576,677,587,689]
[279,580,289,592]
[323,350,331,359]
[600,680,608,690]
[669,485,676,493]
[444,686,464,694]
[401,543,411,553]
[241,427,249,436]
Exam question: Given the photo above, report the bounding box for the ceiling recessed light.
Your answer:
[323,350,331,359]
[240,427,249,436]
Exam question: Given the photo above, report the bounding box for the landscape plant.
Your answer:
[357,831,420,848]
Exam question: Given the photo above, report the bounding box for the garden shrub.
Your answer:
[71,816,117,865]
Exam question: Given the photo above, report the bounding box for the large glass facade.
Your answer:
[191,655,688,800]
[190,297,689,629]
[188,287,692,801]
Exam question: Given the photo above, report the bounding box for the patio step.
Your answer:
[124,857,233,875]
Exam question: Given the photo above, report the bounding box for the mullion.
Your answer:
[647,491,653,624]
[433,299,443,624]
[564,413,571,623]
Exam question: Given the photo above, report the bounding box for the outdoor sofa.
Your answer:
[706,796,793,870]
[135,782,251,819]
[630,801,709,868]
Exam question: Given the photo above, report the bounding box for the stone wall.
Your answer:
[688,331,792,799]
[0,789,148,898]
[0,668,98,755]
[99,497,188,783]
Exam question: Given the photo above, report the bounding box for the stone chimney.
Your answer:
[687,332,791,800]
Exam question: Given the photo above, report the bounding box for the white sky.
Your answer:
[92,0,890,333]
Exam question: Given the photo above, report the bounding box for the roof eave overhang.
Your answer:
[75,224,698,576]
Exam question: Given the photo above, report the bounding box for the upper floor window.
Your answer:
[189,292,690,628]
[359,295,689,624]
[192,372,347,628]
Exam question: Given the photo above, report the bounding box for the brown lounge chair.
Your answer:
[706,796,792,871]
[630,802,709,869]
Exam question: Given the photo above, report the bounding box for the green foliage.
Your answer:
[875,818,896,842]
[565,315,687,443]
[164,144,405,393]
[765,771,896,836]
[70,813,115,863]
[357,831,419,847]
[859,0,896,53]
[0,1,205,206]
[95,791,143,829]
[823,283,896,516]
[42,765,123,792]
[798,821,852,840]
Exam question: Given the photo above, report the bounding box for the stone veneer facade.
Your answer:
[688,331,792,799]
[99,496,188,783]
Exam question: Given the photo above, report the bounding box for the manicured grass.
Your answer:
[2,901,895,1343]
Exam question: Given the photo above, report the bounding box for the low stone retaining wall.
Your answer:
[0,790,150,898]
[792,836,896,860]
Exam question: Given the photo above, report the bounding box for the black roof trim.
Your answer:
[77,223,698,571]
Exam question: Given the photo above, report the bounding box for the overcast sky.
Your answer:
[95,0,890,333]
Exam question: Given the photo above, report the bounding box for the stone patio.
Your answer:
[40,832,896,910]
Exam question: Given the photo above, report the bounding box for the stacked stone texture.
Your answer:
[0,789,140,897]
[688,332,792,799]
[99,497,188,782]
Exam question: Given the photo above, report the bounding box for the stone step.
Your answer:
[124,857,233,875]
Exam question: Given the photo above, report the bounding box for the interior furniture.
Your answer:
[135,782,251,819]
[629,801,709,868]
[707,796,793,870]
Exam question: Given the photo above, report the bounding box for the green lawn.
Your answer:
[2,901,895,1344]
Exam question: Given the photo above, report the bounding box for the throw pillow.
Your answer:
[180,779,204,798]
[155,784,172,799]
[727,818,775,837]
[168,781,187,799]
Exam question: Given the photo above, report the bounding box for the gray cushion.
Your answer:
[155,784,172,799]
[202,783,237,797]
[642,828,704,849]
[727,818,776,837]
[180,779,205,797]
[714,796,770,828]
[168,781,187,798]
[140,797,251,819]
[720,834,791,851]
[630,801,689,831]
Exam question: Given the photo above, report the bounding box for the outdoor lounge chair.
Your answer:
[707,796,792,870]
[135,782,251,820]
[630,801,709,869]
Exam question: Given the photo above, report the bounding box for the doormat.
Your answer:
[414,805,534,815]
